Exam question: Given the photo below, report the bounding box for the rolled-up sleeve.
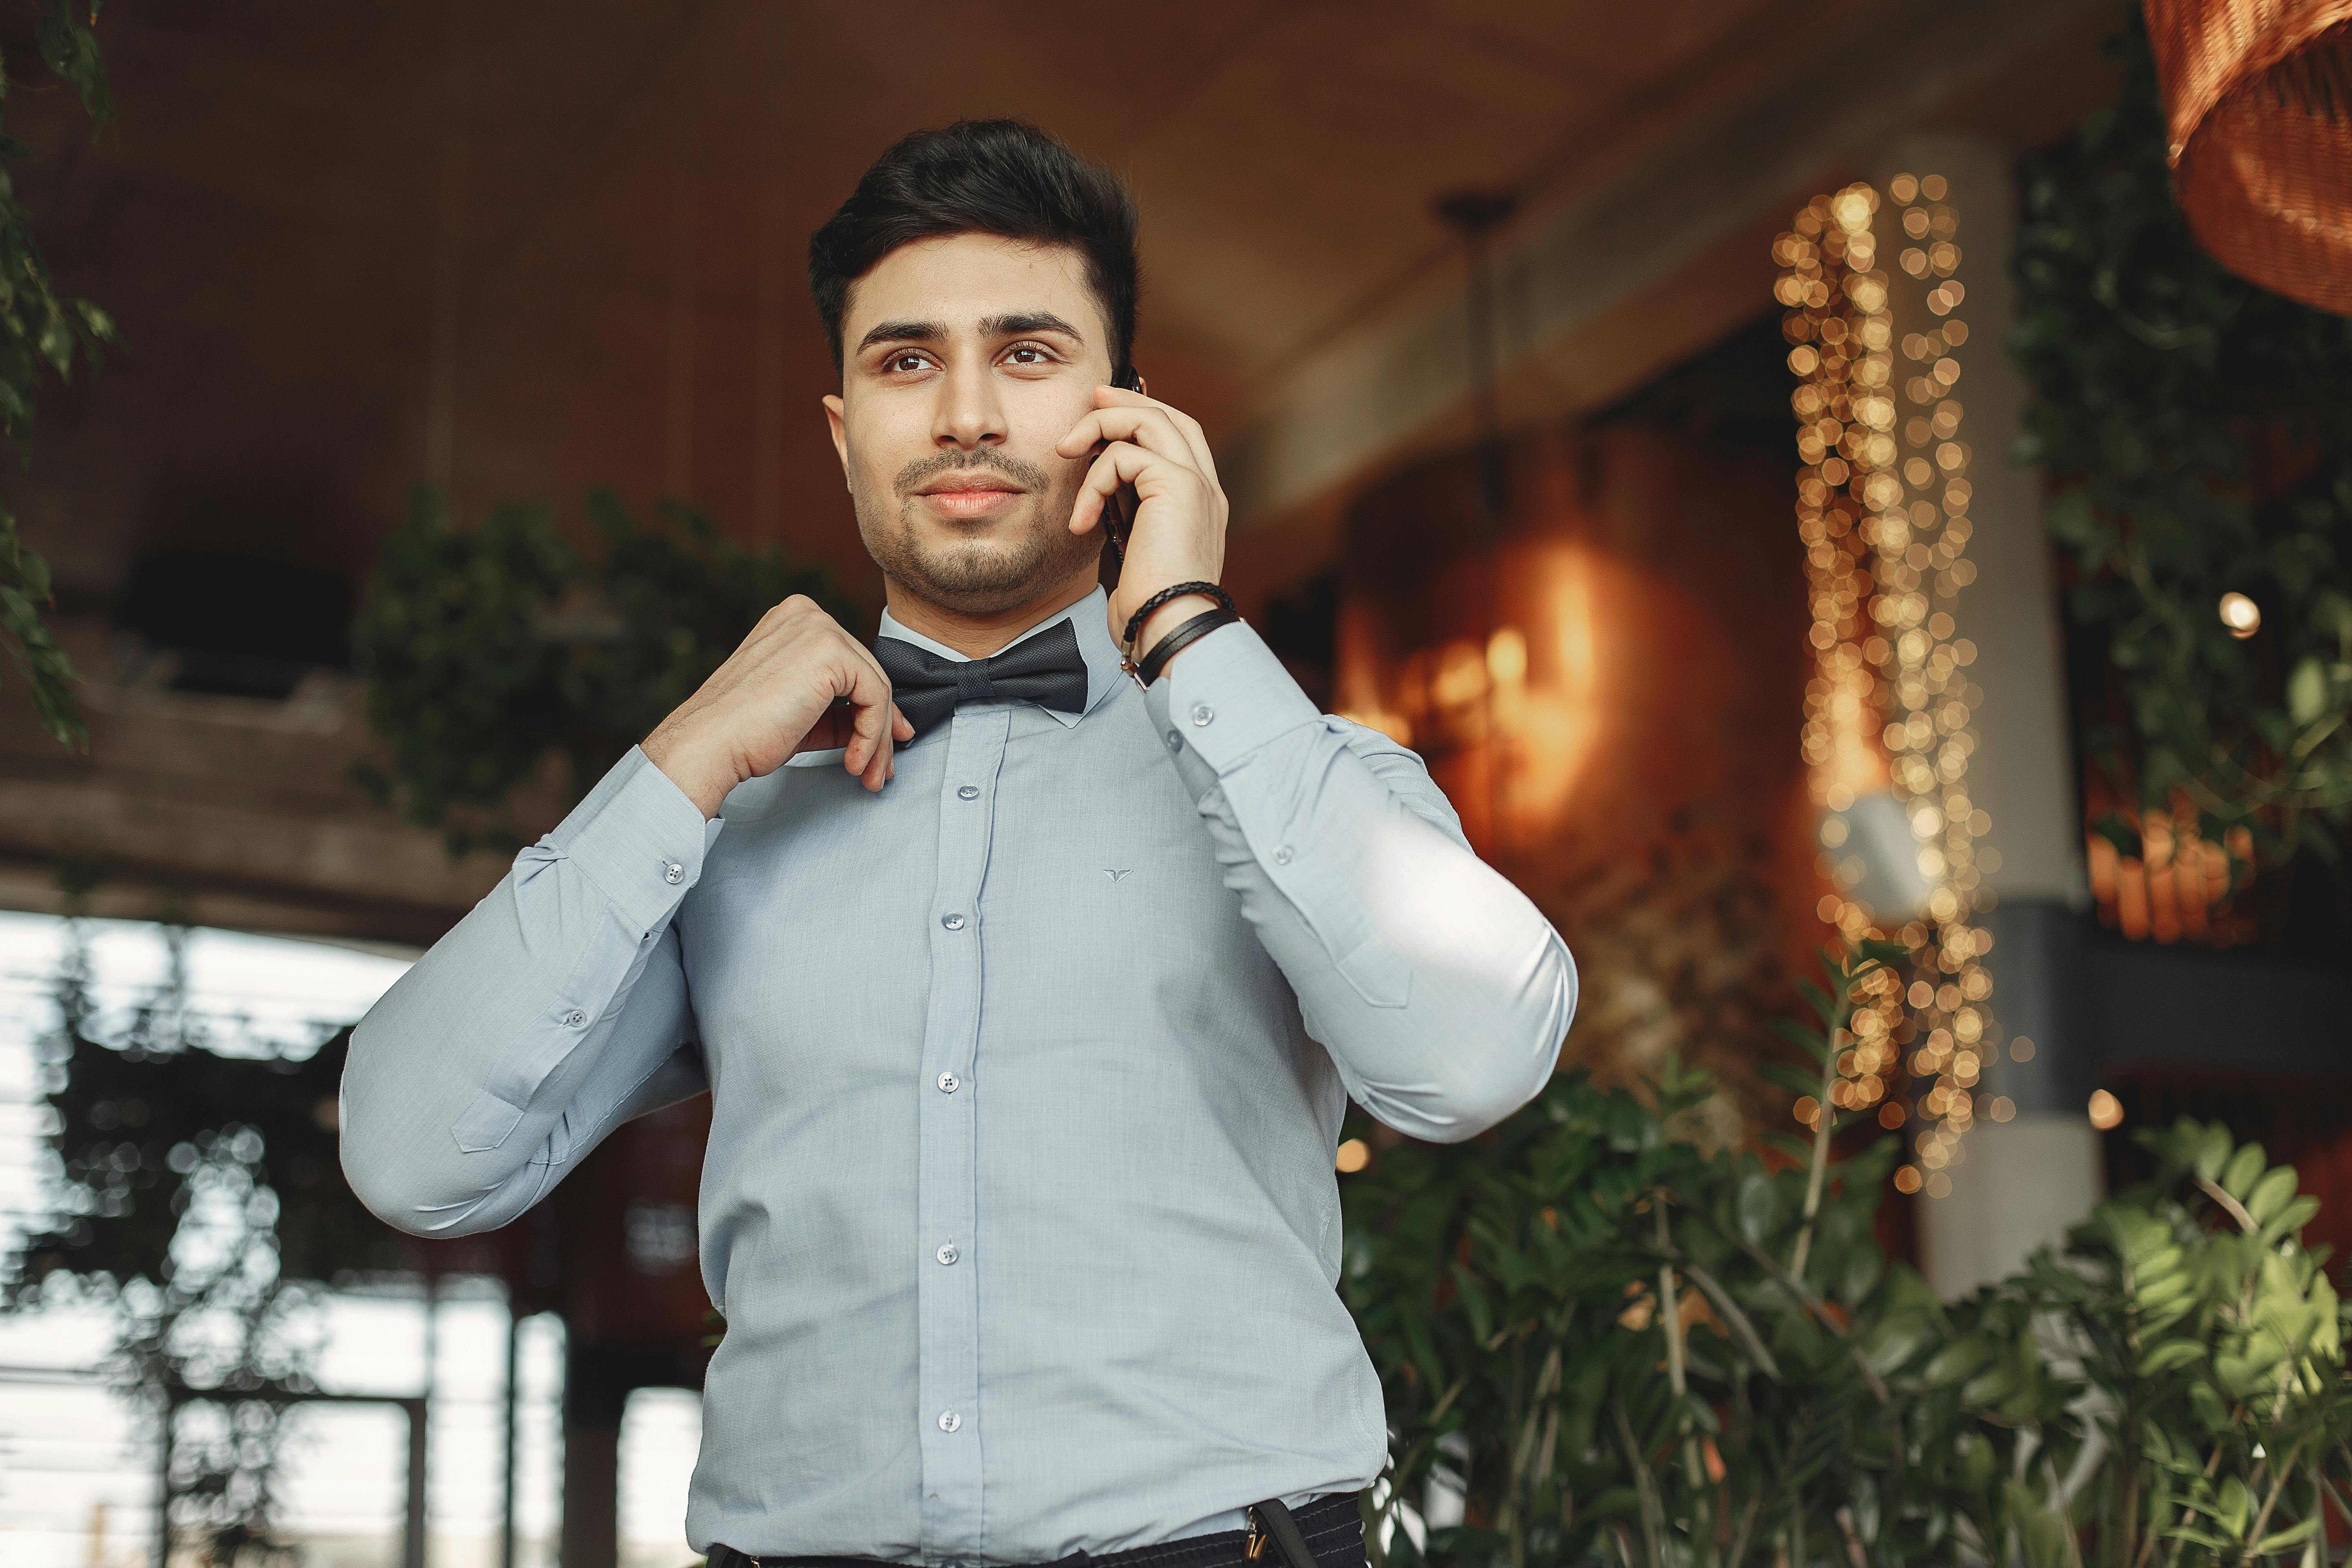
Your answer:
[1143,623,1576,1143]
[340,747,719,1235]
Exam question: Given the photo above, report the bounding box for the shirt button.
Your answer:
[562,1009,588,1027]
[956,784,980,800]
[941,912,966,931]
[937,1071,960,1094]
[1190,703,1214,727]
[662,862,684,885]
[1165,730,1183,752]
[936,1243,959,1266]
[937,1410,961,1433]
[1273,846,1294,865]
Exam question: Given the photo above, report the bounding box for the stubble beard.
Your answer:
[858,448,1099,616]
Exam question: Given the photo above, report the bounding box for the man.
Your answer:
[342,120,1575,1568]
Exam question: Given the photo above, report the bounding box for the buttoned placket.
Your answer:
[916,703,1011,1560]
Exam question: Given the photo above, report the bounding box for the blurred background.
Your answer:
[1,3,2348,1568]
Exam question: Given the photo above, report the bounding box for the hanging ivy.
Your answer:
[2012,6,2352,865]
[0,0,119,748]
[351,486,855,853]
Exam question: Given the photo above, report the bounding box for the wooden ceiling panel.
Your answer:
[1125,3,1600,374]
[1389,0,1785,88]
[694,0,1280,190]
[0,0,2053,617]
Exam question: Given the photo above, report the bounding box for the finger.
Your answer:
[1067,443,1145,535]
[834,646,896,780]
[1056,404,1201,472]
[795,706,853,755]
[832,624,893,692]
[1088,385,1218,483]
[818,701,899,756]
[847,701,891,790]
[1056,407,1120,462]
[835,629,898,718]
[1057,405,1194,468]
[1157,402,1218,488]
[843,653,901,789]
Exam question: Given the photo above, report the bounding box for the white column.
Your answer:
[1875,132,2103,1294]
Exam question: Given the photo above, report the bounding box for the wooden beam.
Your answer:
[1217,0,2107,530]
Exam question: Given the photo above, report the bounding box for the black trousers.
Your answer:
[709,1492,1369,1568]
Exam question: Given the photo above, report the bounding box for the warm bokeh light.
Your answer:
[1332,604,1415,746]
[1431,639,1488,709]
[1334,1138,1370,1174]
[1782,176,1993,1182]
[1334,545,1606,844]
[1486,625,1528,684]
[2087,1089,2124,1131]
[2086,807,2251,944]
[1492,546,1605,836]
[2219,590,2261,639]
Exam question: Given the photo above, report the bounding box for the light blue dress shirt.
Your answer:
[341,588,1575,1565]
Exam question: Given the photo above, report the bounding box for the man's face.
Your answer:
[824,233,1114,616]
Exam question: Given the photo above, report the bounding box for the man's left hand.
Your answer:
[1057,384,1229,659]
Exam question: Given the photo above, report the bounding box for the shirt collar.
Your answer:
[876,586,1123,729]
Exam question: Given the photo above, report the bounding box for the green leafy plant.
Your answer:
[1341,944,2352,1568]
[1985,1120,2351,1568]
[2013,6,2352,862]
[350,486,855,853]
[1345,943,1949,1568]
[0,0,119,747]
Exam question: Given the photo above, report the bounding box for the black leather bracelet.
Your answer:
[1135,605,1240,686]
[1122,580,1235,651]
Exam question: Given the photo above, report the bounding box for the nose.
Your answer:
[932,352,1007,451]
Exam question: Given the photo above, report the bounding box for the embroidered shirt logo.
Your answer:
[1103,869,1134,882]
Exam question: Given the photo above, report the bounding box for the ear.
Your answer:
[823,394,851,493]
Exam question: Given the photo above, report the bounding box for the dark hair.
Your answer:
[808,119,1139,376]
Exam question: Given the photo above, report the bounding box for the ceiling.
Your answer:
[2,0,2103,620]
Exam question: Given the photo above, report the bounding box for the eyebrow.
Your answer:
[853,311,1088,356]
[980,312,1085,342]
[856,319,942,354]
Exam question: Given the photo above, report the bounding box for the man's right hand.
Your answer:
[642,595,912,817]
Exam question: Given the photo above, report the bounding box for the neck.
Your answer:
[882,567,1098,659]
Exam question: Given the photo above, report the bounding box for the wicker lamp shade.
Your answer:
[2144,0,2352,314]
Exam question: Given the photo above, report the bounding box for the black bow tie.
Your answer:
[873,618,1091,743]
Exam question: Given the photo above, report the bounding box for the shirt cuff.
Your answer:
[1150,621,1320,776]
[546,746,724,934]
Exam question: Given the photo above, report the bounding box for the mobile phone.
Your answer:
[1101,363,1145,580]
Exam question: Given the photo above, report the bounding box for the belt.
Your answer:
[710,1492,1366,1568]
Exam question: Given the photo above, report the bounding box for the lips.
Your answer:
[915,478,1025,519]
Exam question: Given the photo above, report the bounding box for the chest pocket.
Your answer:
[1334,933,1412,1009]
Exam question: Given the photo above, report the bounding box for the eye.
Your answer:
[1002,343,1057,367]
[889,352,932,374]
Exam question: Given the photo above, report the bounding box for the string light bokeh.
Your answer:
[1777,176,2000,1199]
